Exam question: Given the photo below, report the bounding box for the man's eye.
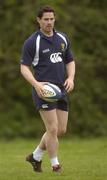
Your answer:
[44,18,54,21]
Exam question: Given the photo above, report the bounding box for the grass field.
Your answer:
[0,137,107,180]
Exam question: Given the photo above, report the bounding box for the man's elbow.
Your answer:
[20,64,23,74]
[20,64,26,75]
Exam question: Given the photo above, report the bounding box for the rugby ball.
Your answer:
[42,83,62,102]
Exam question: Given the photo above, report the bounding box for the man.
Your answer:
[20,6,75,173]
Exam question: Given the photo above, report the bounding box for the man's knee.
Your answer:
[48,125,58,136]
[58,127,67,136]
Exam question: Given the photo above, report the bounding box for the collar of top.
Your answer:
[37,29,57,38]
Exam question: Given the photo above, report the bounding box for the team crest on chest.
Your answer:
[61,43,65,51]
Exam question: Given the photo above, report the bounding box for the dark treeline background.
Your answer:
[0,0,107,138]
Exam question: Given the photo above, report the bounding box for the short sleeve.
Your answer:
[20,38,35,66]
[64,36,74,64]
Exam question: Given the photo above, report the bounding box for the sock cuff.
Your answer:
[50,157,59,166]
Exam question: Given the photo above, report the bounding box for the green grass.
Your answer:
[0,137,107,180]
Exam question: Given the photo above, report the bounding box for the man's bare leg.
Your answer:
[39,109,59,159]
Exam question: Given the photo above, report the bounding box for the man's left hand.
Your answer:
[64,78,74,93]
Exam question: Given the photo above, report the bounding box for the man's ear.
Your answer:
[37,17,40,24]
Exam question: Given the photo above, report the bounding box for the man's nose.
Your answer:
[48,19,52,23]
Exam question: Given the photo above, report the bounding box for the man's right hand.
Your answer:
[34,81,47,98]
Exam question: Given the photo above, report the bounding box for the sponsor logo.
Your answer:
[50,52,62,63]
[43,90,55,97]
[43,48,50,53]
[42,104,49,109]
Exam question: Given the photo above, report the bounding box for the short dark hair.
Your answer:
[37,6,55,19]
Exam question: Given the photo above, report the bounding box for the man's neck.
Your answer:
[40,29,53,37]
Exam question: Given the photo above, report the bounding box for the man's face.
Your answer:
[37,12,55,34]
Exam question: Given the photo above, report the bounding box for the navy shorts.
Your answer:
[32,86,69,111]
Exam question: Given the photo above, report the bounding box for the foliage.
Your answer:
[0,0,107,138]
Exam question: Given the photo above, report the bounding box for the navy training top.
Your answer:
[21,30,74,85]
